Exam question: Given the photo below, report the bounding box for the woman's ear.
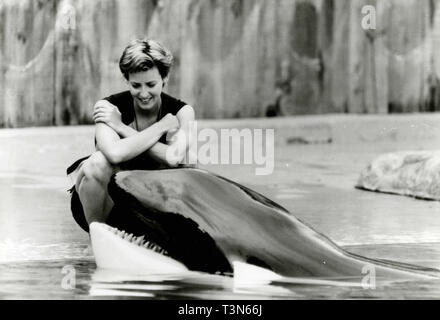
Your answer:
[162,77,169,87]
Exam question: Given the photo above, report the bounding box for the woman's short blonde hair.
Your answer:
[119,38,173,80]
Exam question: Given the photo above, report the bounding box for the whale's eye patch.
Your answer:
[246,256,273,272]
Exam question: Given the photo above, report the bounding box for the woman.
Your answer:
[67,38,195,232]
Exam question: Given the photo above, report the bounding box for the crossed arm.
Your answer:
[93,100,196,167]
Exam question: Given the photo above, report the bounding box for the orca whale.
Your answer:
[90,168,439,282]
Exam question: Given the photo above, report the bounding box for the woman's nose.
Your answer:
[139,88,149,98]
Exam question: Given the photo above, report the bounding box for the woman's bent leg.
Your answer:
[75,151,118,225]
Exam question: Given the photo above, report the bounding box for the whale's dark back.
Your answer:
[106,168,439,279]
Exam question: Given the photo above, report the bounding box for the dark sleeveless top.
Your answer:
[66,91,187,174]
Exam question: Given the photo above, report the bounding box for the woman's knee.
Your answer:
[81,152,115,184]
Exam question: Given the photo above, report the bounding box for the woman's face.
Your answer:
[127,67,165,111]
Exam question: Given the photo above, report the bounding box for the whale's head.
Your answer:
[100,168,324,277]
[94,169,235,275]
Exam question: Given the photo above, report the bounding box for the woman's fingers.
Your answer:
[93,107,119,118]
[93,110,108,116]
[93,114,109,122]
[94,116,107,124]
[94,103,120,115]
[93,106,111,115]
[93,111,111,120]
[93,101,121,125]
[94,104,114,113]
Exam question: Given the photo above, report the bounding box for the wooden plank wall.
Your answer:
[0,0,438,127]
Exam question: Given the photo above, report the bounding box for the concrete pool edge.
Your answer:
[1,113,440,145]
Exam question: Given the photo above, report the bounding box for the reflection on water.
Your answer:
[0,259,94,299]
[2,258,440,299]
[1,130,440,299]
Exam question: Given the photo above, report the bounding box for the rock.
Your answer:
[356,151,440,200]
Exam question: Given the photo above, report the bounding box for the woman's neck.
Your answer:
[132,96,162,131]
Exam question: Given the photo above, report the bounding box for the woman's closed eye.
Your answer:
[131,82,156,89]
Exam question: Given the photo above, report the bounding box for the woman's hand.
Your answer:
[93,100,123,133]
[159,113,180,134]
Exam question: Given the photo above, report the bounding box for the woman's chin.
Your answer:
[136,100,155,110]
[139,104,152,110]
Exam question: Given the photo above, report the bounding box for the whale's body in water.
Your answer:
[90,168,438,281]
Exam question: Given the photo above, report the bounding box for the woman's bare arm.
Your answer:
[93,100,195,167]
[116,106,196,167]
[95,114,178,164]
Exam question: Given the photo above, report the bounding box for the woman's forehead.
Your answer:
[128,67,161,82]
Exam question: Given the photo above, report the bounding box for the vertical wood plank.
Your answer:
[1,0,440,126]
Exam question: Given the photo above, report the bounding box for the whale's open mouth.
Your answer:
[100,223,168,256]
[90,222,190,274]
[104,206,233,275]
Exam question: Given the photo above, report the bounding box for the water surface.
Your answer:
[1,128,440,299]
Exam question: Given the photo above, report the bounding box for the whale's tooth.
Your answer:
[126,234,133,241]
[117,230,124,237]
[134,236,144,245]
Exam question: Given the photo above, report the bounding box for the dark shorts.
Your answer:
[70,187,90,232]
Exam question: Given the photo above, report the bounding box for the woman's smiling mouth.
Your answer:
[139,97,151,104]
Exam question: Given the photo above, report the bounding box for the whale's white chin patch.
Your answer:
[89,222,188,274]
